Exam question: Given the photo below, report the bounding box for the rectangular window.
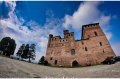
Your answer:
[99,42,102,46]
[103,49,105,53]
[71,49,75,55]
[85,47,88,51]
[94,31,98,36]
[50,57,52,60]
[55,60,57,65]
[82,41,84,45]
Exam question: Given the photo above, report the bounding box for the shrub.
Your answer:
[102,56,116,64]
[115,56,120,61]
[43,60,48,65]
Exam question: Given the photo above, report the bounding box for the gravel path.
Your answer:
[0,56,120,78]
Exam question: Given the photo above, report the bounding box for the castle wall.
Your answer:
[46,23,116,67]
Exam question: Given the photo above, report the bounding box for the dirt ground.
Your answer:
[0,56,120,78]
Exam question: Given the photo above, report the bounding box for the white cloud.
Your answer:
[63,1,119,56]
[0,1,63,63]
[63,1,100,29]
[63,1,113,39]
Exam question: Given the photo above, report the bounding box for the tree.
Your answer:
[0,37,16,56]
[28,44,36,62]
[0,37,11,55]
[43,60,48,65]
[38,56,48,65]
[20,44,36,62]
[39,56,45,64]
[16,44,25,59]
[6,39,16,56]
[21,44,29,59]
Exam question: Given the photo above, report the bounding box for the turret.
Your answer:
[47,34,53,47]
[81,23,104,40]
[64,30,69,38]
[49,34,53,38]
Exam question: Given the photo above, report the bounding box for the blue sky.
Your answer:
[0,1,120,63]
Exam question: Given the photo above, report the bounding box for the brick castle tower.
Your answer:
[46,23,116,67]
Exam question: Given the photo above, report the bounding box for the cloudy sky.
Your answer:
[0,1,120,63]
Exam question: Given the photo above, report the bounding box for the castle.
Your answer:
[46,23,116,67]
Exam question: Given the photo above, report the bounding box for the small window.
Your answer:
[55,60,57,65]
[50,57,52,60]
[82,42,84,45]
[103,49,105,53]
[99,42,102,46]
[85,47,88,51]
[94,31,98,36]
[71,49,75,55]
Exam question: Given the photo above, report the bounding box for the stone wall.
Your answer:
[46,23,116,67]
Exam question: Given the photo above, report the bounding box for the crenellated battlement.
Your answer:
[49,30,74,42]
[49,23,101,42]
[82,23,99,28]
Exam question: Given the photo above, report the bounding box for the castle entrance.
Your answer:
[72,60,79,67]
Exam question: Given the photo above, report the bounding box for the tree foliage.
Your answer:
[38,56,48,65]
[39,56,45,64]
[16,44,36,62]
[0,37,16,57]
[16,44,25,59]
[28,44,36,62]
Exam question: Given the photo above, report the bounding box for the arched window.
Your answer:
[85,47,88,51]
[99,42,102,46]
[71,49,75,55]
[94,31,98,36]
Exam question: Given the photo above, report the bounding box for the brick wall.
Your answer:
[46,23,116,67]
